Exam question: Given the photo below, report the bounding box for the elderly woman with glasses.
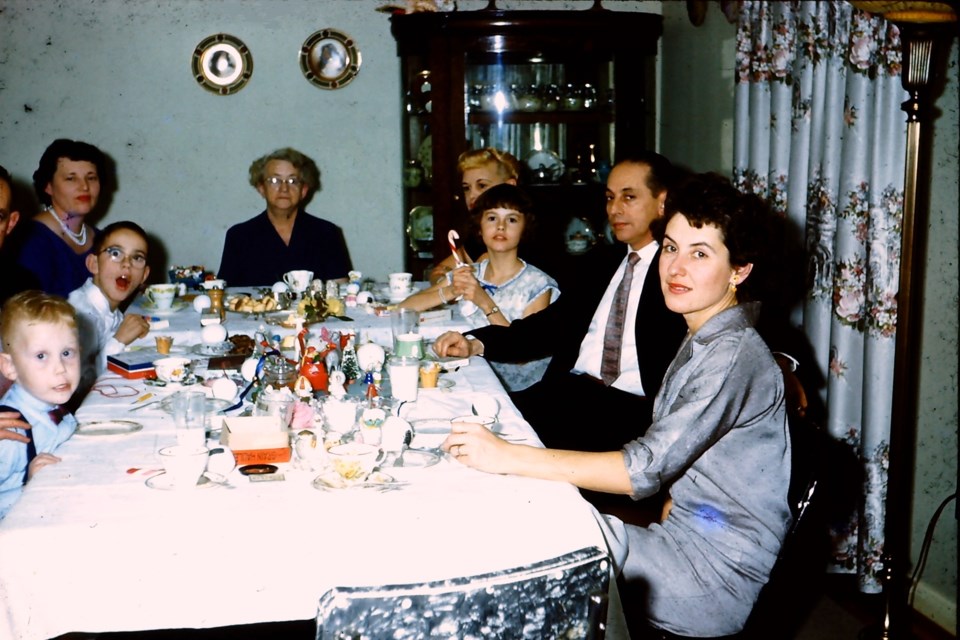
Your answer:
[18,139,108,298]
[217,147,351,287]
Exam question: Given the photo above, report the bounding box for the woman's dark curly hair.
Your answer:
[652,172,776,302]
[33,139,107,206]
[468,183,536,244]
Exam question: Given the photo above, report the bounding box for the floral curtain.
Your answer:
[733,0,906,592]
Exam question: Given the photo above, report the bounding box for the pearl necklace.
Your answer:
[47,207,87,246]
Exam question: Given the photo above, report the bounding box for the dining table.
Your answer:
[0,288,628,639]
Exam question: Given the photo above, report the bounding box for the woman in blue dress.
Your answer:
[18,139,106,297]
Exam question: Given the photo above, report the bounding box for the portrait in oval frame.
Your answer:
[192,33,253,95]
[300,29,362,90]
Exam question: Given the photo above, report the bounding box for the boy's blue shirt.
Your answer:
[0,383,76,519]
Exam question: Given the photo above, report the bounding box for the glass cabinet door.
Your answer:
[465,57,614,188]
[392,8,662,283]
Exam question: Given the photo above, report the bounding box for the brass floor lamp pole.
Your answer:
[846,3,958,638]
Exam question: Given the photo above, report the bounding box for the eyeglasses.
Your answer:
[264,177,303,189]
[101,246,148,269]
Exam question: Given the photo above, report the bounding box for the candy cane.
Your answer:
[448,229,464,266]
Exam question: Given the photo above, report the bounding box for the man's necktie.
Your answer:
[48,406,66,425]
[600,252,640,385]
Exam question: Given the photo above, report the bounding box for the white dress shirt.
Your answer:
[68,278,125,393]
[571,241,659,396]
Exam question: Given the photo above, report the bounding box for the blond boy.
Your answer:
[0,291,80,518]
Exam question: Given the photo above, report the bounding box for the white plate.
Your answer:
[192,341,233,356]
[75,420,143,436]
[311,470,406,492]
[145,472,216,491]
[391,448,440,468]
[139,299,189,316]
[159,396,232,415]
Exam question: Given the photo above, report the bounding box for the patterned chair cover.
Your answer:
[316,546,611,639]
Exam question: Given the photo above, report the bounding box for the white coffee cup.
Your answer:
[388,272,413,294]
[154,356,192,383]
[145,284,177,310]
[158,445,209,489]
[283,270,314,293]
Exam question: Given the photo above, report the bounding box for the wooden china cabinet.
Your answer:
[390,4,662,284]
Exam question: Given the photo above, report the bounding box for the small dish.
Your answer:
[75,420,143,436]
[238,464,278,476]
[311,470,405,492]
[192,341,234,356]
[145,472,216,491]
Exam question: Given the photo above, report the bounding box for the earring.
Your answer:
[730,277,738,293]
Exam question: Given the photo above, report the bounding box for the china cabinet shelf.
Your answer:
[391,8,662,283]
[466,110,614,126]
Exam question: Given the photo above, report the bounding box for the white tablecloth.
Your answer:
[0,348,620,638]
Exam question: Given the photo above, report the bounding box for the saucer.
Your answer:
[192,341,233,356]
[140,299,189,316]
[311,470,406,492]
[145,472,215,491]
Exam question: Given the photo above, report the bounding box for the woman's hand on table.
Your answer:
[0,411,30,444]
[443,421,517,474]
[433,331,483,358]
[115,314,151,345]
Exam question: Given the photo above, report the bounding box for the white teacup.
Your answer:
[145,284,177,310]
[283,270,314,293]
[388,272,413,294]
[328,442,382,481]
[158,445,209,489]
[154,356,192,383]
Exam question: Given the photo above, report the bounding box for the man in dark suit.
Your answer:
[433,153,688,452]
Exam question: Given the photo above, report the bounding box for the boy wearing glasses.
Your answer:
[0,291,80,519]
[67,221,151,397]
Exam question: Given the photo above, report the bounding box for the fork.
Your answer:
[393,430,413,467]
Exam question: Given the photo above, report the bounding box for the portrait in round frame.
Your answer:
[300,29,362,90]
[192,33,253,95]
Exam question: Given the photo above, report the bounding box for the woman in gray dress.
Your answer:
[442,172,792,637]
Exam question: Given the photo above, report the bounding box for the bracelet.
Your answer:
[485,305,500,317]
[438,287,449,304]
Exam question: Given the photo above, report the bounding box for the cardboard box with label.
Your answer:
[220,417,291,465]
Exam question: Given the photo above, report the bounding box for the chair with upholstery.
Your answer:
[315,546,611,639]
